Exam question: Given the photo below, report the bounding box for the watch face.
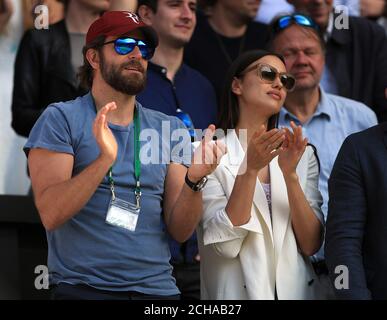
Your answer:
[196,176,208,190]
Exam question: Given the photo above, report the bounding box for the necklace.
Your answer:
[212,28,247,65]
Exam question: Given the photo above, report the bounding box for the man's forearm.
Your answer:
[35,155,112,231]
[167,183,203,243]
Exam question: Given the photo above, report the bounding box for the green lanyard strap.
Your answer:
[108,169,115,200]
[133,105,141,208]
[108,106,141,208]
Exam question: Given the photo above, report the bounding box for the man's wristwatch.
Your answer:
[185,172,208,192]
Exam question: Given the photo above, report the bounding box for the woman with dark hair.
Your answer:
[197,50,325,300]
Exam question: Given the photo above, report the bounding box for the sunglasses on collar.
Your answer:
[239,63,296,92]
[101,37,155,60]
[273,14,319,33]
[176,108,196,139]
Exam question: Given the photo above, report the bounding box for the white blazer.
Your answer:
[197,130,325,300]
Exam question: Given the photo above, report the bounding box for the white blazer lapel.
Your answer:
[222,130,274,243]
[222,130,244,177]
[270,157,291,264]
[251,180,274,244]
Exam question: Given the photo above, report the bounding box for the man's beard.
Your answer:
[99,53,147,96]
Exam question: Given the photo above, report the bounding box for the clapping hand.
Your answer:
[278,121,308,176]
[93,102,118,165]
[245,125,286,173]
[188,125,227,182]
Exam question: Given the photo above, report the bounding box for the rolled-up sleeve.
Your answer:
[201,169,263,258]
[304,147,325,226]
[24,105,74,157]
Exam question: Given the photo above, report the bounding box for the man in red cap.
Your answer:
[24,11,226,300]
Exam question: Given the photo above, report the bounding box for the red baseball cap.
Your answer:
[86,11,158,48]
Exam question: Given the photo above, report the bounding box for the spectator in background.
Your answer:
[360,0,387,34]
[11,0,110,138]
[22,0,65,30]
[361,0,385,17]
[334,0,360,16]
[110,0,138,11]
[0,0,33,195]
[137,0,217,300]
[255,0,294,24]
[326,122,387,299]
[270,13,377,298]
[137,0,217,131]
[254,0,361,25]
[286,0,387,122]
[0,0,13,33]
[184,0,268,100]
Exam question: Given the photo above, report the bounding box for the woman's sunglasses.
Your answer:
[240,63,296,92]
[101,37,155,60]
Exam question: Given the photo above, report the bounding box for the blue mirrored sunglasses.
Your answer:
[102,37,155,60]
[176,108,196,138]
[274,14,318,32]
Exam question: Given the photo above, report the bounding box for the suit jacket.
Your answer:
[11,20,86,138]
[326,13,387,122]
[326,122,387,300]
[197,130,325,300]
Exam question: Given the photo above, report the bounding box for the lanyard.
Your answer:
[108,106,141,208]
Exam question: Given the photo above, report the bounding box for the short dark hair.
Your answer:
[218,50,285,132]
[78,35,106,90]
[198,0,217,10]
[137,0,158,13]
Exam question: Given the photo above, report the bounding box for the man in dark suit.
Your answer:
[326,122,387,299]
[287,0,387,122]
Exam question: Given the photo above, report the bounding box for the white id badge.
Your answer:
[106,197,140,232]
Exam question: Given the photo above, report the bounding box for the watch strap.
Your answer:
[185,172,207,192]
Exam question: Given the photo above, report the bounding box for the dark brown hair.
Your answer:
[137,0,158,12]
[218,50,285,132]
[78,35,106,90]
[198,0,217,10]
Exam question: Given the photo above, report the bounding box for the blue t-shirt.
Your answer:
[24,93,192,295]
[137,62,218,264]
